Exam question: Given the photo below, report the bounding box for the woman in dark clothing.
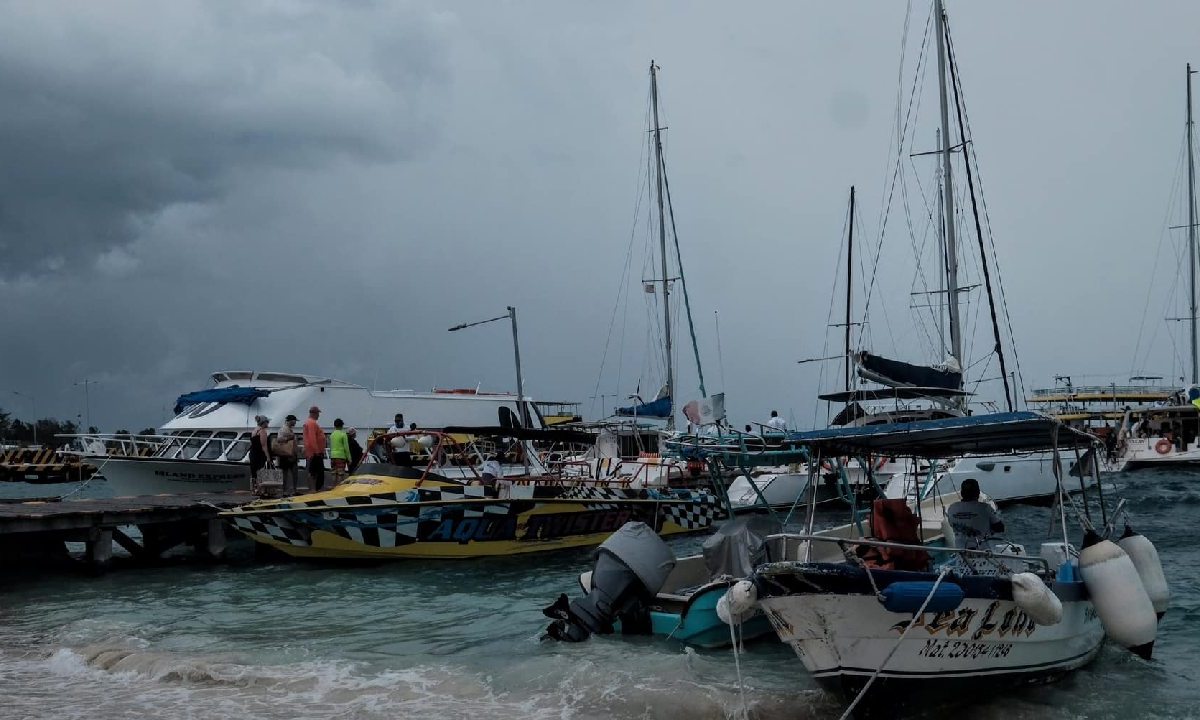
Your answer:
[348,427,364,472]
[249,415,272,482]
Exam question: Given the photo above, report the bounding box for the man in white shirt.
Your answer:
[946,478,1005,549]
[766,410,787,431]
[387,413,405,435]
[386,413,408,464]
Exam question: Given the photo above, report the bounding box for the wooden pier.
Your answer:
[0,492,253,573]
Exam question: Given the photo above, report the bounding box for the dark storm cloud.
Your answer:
[0,1,448,274]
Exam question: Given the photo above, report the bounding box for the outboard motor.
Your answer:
[543,522,676,642]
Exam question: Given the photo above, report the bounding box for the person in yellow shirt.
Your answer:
[330,418,351,486]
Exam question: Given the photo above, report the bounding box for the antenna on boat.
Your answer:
[650,60,674,430]
[1188,63,1198,385]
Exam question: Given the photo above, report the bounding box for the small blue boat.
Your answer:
[578,556,775,649]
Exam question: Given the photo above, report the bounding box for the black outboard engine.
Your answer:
[542,521,676,642]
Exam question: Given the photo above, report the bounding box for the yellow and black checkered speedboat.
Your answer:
[223,429,721,560]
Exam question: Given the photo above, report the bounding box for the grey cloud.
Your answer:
[0,1,451,274]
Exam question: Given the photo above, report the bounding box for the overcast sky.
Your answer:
[2,0,1199,432]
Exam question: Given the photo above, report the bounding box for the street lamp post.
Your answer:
[448,306,529,470]
[12,390,36,445]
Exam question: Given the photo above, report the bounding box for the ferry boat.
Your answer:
[68,371,544,497]
[223,428,721,559]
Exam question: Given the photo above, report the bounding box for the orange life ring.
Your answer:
[1155,439,1172,455]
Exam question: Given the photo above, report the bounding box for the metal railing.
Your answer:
[763,532,1051,574]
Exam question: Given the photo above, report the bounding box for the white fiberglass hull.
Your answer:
[885,452,1098,505]
[1118,437,1200,470]
[759,591,1103,703]
[90,457,252,496]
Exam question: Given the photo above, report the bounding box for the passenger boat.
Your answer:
[749,411,1165,715]
[62,371,543,497]
[223,428,722,560]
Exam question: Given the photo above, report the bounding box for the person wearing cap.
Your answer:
[330,418,350,486]
[275,414,299,494]
[304,405,327,491]
[946,478,1005,549]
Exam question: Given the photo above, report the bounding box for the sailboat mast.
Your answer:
[845,186,855,392]
[935,0,963,368]
[936,129,946,355]
[650,60,675,429]
[1188,63,1197,385]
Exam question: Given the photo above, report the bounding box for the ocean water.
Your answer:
[0,470,1196,719]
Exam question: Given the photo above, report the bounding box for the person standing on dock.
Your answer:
[304,405,327,492]
[767,410,787,431]
[249,415,272,484]
[330,419,350,486]
[275,414,299,494]
[347,427,364,472]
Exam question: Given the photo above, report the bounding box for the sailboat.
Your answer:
[1109,64,1200,470]
[808,2,1078,506]
[585,61,720,487]
[744,11,1167,713]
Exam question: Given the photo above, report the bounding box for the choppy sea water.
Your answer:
[0,470,1196,719]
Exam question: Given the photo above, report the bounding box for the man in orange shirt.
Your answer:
[303,405,327,491]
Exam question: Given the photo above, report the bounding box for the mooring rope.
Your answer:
[839,565,951,719]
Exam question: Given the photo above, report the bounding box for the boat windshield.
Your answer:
[180,431,212,460]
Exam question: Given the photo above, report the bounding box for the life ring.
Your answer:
[1155,439,1172,455]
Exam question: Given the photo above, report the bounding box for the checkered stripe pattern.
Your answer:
[658,490,720,530]
[229,515,310,546]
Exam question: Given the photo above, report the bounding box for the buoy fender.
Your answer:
[1118,530,1170,617]
[1079,539,1157,657]
[717,580,759,625]
[1011,572,1062,626]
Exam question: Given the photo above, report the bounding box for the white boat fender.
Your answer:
[1118,524,1170,620]
[717,580,758,625]
[1010,572,1062,626]
[1078,530,1157,660]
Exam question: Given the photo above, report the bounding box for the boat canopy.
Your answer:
[785,411,1096,458]
[439,426,598,444]
[615,396,672,419]
[855,351,962,390]
[817,386,971,403]
[174,386,272,413]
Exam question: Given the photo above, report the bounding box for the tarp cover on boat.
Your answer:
[786,411,1096,458]
[702,515,783,579]
[616,396,672,419]
[174,386,271,413]
[855,351,962,390]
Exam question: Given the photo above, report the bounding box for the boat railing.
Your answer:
[57,432,172,456]
[1028,384,1177,400]
[763,532,1051,574]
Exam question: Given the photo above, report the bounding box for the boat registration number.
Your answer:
[918,638,1013,660]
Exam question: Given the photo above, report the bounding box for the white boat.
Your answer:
[750,412,1155,715]
[67,371,543,497]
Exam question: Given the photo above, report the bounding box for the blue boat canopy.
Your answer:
[785,411,1096,458]
[174,386,271,414]
[616,396,672,419]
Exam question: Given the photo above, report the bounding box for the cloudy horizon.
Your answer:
[3,1,1199,433]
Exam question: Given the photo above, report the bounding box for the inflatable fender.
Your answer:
[717,579,758,625]
[1078,532,1157,659]
[1010,572,1063,626]
[1118,525,1170,619]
